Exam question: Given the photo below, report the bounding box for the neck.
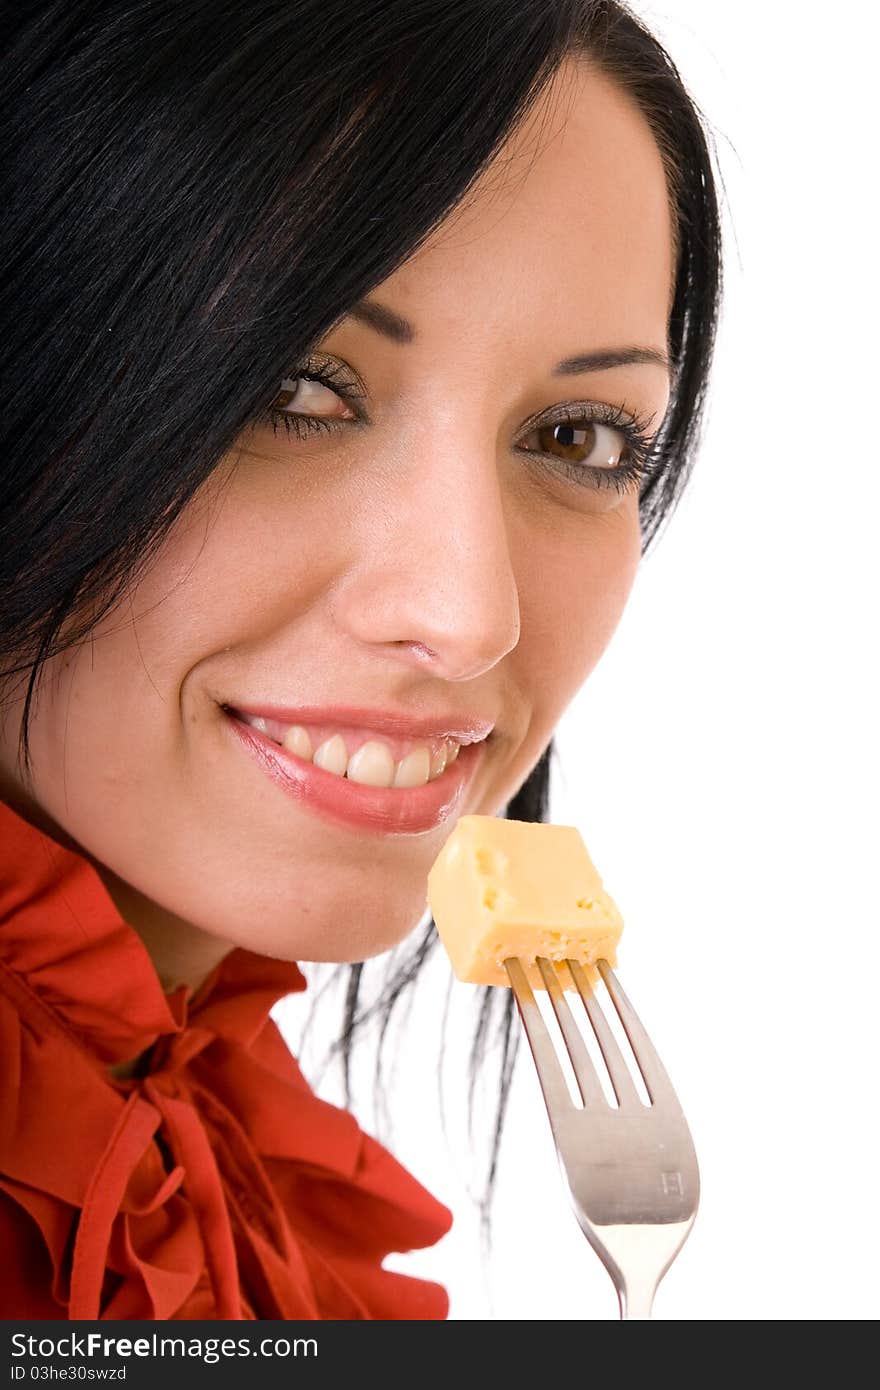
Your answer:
[0,780,233,996]
[88,863,234,995]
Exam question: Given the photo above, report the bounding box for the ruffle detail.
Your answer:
[0,797,451,1319]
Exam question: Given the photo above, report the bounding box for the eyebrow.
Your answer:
[347,297,671,376]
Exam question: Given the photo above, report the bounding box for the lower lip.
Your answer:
[222,709,484,835]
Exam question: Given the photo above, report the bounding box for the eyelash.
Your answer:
[264,358,657,493]
[515,399,656,494]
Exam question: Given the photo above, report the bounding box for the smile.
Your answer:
[220,703,492,835]
[228,711,462,789]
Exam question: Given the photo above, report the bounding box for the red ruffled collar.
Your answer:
[0,797,451,1319]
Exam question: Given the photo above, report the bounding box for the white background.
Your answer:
[276,1,880,1320]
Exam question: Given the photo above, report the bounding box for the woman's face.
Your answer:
[0,60,673,968]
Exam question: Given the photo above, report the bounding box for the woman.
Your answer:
[0,0,721,1319]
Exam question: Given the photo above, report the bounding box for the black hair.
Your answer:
[0,1,722,1224]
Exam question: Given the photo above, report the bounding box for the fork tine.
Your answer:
[567,959,643,1109]
[596,960,678,1108]
[504,958,572,1117]
[535,956,608,1109]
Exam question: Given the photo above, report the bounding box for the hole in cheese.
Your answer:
[426,815,624,992]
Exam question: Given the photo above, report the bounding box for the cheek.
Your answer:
[517,498,641,729]
[471,498,640,820]
[20,455,344,812]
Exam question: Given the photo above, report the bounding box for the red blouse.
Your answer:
[0,798,451,1319]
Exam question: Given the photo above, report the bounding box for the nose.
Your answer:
[332,424,521,681]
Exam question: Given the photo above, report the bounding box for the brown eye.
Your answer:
[274,375,356,420]
[521,419,627,469]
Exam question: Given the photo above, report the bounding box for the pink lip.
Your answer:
[225,702,495,745]
[222,708,486,836]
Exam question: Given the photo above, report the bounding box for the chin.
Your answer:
[294,921,431,967]
[193,874,433,967]
[232,914,431,967]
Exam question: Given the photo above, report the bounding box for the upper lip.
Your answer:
[224,702,496,745]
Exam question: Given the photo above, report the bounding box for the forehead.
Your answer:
[380,58,674,354]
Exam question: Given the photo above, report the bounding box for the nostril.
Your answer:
[406,641,440,662]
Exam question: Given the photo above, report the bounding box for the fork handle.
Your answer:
[599,1222,692,1319]
[619,1279,656,1319]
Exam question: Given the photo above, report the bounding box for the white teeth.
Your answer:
[393,746,431,788]
[428,745,448,779]
[276,724,463,787]
[282,724,313,760]
[249,716,270,734]
[346,739,396,787]
[312,733,348,776]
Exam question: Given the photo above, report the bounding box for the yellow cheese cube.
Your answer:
[427,815,623,991]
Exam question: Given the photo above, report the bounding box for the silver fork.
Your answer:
[504,956,699,1320]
